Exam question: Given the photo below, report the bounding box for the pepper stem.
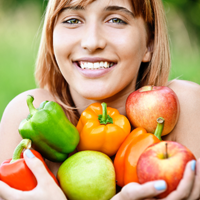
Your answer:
[154,117,165,141]
[98,102,113,125]
[10,139,32,163]
[102,102,107,121]
[27,95,37,116]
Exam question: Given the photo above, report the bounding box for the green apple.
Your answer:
[57,150,116,200]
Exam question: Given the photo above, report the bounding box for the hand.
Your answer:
[166,158,200,200]
[111,180,167,200]
[111,159,200,200]
[0,149,67,200]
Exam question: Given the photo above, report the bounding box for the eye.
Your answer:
[108,18,127,25]
[63,18,81,24]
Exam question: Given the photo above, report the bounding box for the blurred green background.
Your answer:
[0,0,200,120]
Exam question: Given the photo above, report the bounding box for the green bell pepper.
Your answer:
[18,95,80,162]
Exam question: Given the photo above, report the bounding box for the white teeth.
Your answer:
[100,62,104,68]
[94,63,99,69]
[79,62,114,69]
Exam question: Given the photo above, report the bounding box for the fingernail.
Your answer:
[25,149,35,158]
[154,180,167,191]
[191,160,196,171]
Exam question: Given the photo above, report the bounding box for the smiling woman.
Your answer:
[0,0,200,200]
[36,0,169,123]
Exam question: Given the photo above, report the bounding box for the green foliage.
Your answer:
[0,2,42,120]
[164,0,200,44]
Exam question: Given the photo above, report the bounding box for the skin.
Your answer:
[0,0,200,199]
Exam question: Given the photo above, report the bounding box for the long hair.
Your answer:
[35,0,170,125]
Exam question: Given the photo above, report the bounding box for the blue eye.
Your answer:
[109,18,127,24]
[63,18,81,24]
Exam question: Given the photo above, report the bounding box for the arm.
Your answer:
[0,88,55,165]
[0,89,67,200]
[165,80,200,158]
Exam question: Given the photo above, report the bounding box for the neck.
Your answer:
[70,80,136,116]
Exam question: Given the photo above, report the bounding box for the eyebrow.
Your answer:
[61,5,134,18]
[104,6,135,18]
[61,5,84,12]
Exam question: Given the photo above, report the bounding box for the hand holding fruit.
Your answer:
[137,141,196,198]
[1,154,198,200]
[0,149,67,200]
[112,158,200,200]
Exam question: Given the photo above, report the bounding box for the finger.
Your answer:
[119,180,167,200]
[165,160,196,200]
[188,158,200,200]
[23,149,53,185]
[0,181,23,200]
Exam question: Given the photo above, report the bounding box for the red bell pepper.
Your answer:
[0,139,58,191]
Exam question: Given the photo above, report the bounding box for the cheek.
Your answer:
[53,27,77,62]
[109,30,147,63]
[53,29,65,63]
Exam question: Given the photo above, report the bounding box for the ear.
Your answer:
[142,41,154,62]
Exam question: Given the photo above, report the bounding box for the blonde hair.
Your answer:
[35,0,170,125]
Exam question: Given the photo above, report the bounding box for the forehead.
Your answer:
[66,0,133,8]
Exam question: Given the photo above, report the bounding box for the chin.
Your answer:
[79,88,112,101]
[83,91,115,101]
[84,94,110,101]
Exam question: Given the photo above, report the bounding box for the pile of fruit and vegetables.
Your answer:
[0,85,196,199]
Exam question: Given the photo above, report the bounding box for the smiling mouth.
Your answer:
[76,61,115,70]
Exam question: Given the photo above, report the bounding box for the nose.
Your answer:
[81,22,106,53]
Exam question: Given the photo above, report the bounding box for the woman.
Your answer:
[0,0,200,199]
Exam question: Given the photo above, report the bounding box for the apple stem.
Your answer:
[139,85,154,92]
[165,142,169,159]
[154,117,165,141]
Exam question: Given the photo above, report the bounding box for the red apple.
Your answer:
[137,141,196,198]
[126,85,180,136]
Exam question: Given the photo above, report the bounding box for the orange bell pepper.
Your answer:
[76,102,131,157]
[114,117,164,187]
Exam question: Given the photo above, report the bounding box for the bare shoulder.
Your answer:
[164,80,200,158]
[168,79,200,99]
[0,88,55,163]
[1,88,55,125]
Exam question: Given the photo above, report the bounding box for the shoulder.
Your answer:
[1,88,56,124]
[168,79,200,100]
[164,80,200,158]
[167,80,200,123]
[0,88,55,132]
[5,88,55,111]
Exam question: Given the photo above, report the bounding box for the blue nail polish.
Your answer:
[25,149,35,158]
[154,180,166,191]
[191,160,196,171]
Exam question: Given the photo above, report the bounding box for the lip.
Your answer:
[73,61,116,78]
